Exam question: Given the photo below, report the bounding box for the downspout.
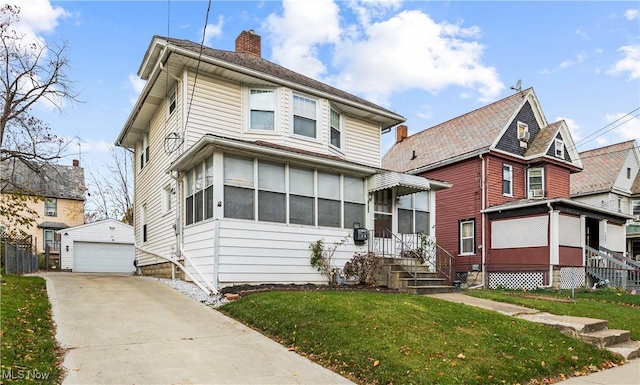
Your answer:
[168,170,182,280]
[470,154,486,289]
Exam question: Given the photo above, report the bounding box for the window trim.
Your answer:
[329,107,343,150]
[517,121,529,141]
[527,167,545,198]
[162,184,172,215]
[248,88,277,132]
[459,219,475,255]
[292,93,318,139]
[140,132,149,170]
[45,197,57,217]
[502,164,513,197]
[185,156,215,225]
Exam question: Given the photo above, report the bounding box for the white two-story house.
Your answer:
[115,31,449,293]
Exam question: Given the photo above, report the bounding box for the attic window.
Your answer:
[517,121,529,141]
[554,139,564,158]
[628,167,631,179]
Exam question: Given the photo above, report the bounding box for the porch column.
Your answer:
[549,210,559,266]
[599,219,608,249]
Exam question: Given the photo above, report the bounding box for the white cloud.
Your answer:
[347,0,402,27]
[604,112,640,142]
[624,9,639,21]
[607,44,640,80]
[264,0,341,79]
[559,52,587,68]
[575,27,588,39]
[203,15,224,47]
[264,1,503,106]
[557,116,582,142]
[128,74,146,105]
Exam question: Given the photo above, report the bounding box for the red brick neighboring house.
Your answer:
[383,88,632,289]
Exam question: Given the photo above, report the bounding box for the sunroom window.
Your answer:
[185,156,214,225]
[318,172,340,227]
[398,192,430,234]
[343,176,364,229]
[224,155,255,220]
[258,161,285,223]
[289,167,315,226]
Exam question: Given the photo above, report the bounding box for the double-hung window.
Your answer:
[168,90,177,115]
[250,89,275,131]
[140,132,149,170]
[527,168,544,198]
[398,192,430,234]
[459,219,475,255]
[343,176,364,229]
[330,108,342,149]
[224,155,255,220]
[258,161,285,223]
[45,197,57,216]
[555,139,564,158]
[293,95,316,138]
[502,164,513,196]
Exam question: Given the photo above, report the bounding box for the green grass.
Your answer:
[220,291,621,385]
[0,275,62,384]
[465,288,640,340]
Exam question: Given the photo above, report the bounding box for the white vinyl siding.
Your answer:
[344,117,381,168]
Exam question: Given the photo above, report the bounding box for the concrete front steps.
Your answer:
[515,313,640,360]
[375,257,456,295]
[429,293,640,361]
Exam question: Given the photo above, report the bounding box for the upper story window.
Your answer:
[628,167,632,179]
[45,197,57,217]
[185,156,214,225]
[517,121,529,141]
[502,164,513,196]
[459,219,475,255]
[168,90,177,115]
[527,167,544,198]
[249,89,275,131]
[162,184,173,215]
[330,108,342,149]
[293,94,316,138]
[633,200,640,217]
[554,139,564,158]
[140,132,150,170]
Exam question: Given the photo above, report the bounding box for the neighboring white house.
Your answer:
[115,31,449,292]
[571,140,640,258]
[58,219,134,273]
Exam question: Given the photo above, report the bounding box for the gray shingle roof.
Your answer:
[382,89,530,172]
[159,36,398,118]
[0,159,86,200]
[570,140,637,196]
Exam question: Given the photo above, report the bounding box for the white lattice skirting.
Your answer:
[559,267,586,289]
[488,272,543,290]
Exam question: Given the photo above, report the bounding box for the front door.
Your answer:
[373,189,392,237]
[585,217,599,250]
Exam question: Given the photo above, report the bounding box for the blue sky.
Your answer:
[16,0,640,177]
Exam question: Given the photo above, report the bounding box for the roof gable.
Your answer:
[524,120,582,169]
[571,140,638,196]
[382,89,534,172]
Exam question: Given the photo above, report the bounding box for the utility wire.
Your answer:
[569,106,640,151]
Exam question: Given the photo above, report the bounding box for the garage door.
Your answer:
[74,242,134,273]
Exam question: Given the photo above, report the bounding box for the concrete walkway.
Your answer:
[41,273,353,385]
[429,293,640,385]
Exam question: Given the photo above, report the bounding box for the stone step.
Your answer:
[517,313,609,335]
[579,329,631,348]
[397,277,448,286]
[405,285,456,295]
[605,340,640,360]
[393,271,439,279]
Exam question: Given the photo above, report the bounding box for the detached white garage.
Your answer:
[58,219,135,273]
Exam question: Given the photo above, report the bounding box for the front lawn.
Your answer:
[0,275,62,384]
[220,291,621,385]
[465,288,640,340]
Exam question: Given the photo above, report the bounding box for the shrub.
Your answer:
[309,236,348,284]
[343,252,382,285]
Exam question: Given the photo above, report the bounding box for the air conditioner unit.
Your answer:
[518,131,530,141]
[46,209,56,216]
[531,189,544,198]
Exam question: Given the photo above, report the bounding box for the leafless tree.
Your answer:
[0,4,81,234]
[85,146,134,225]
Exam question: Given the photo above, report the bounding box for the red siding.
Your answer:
[420,157,482,271]
[487,247,550,268]
[546,164,571,199]
[485,153,527,207]
[559,246,582,266]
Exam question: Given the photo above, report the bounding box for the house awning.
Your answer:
[368,171,440,196]
[37,221,69,230]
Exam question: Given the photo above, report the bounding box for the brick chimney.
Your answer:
[396,125,408,143]
[235,30,261,57]
[72,159,79,167]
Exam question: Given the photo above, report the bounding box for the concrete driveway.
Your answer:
[41,273,353,385]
